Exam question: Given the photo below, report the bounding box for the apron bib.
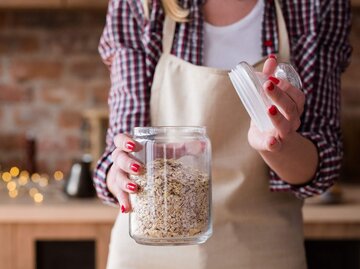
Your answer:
[107,1,306,268]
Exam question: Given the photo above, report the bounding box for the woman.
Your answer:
[94,0,352,268]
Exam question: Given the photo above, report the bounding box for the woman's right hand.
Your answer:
[107,133,142,214]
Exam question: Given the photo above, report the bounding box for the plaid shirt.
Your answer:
[94,0,352,205]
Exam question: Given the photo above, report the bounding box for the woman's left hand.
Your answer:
[248,56,306,152]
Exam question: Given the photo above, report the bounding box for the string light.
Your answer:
[9,167,20,177]
[29,187,38,197]
[9,189,18,198]
[39,178,49,187]
[31,173,41,183]
[34,193,44,203]
[54,171,64,181]
[19,170,29,178]
[0,167,64,203]
[2,172,12,182]
[7,181,17,191]
[18,176,29,186]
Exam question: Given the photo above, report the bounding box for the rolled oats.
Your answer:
[130,158,210,239]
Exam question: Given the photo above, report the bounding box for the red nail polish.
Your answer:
[126,141,135,151]
[126,182,137,192]
[270,138,277,146]
[268,54,276,60]
[269,105,277,116]
[121,205,126,213]
[130,163,140,173]
[267,83,274,91]
[269,76,280,85]
[264,40,273,47]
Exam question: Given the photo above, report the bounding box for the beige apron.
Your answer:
[107,1,306,268]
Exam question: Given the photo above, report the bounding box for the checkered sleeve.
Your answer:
[93,0,151,206]
[269,0,352,199]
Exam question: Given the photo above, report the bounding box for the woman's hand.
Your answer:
[107,134,142,214]
[107,134,206,214]
[248,56,306,152]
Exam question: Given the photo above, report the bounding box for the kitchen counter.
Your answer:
[0,192,118,269]
[0,185,359,269]
[303,184,360,239]
[0,184,359,233]
[0,193,118,223]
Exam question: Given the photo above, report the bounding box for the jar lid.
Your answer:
[229,62,273,132]
[229,62,302,132]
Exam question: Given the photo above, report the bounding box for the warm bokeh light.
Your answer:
[2,172,12,182]
[19,170,30,186]
[39,178,49,187]
[18,176,29,186]
[31,173,41,183]
[34,193,44,203]
[9,167,20,177]
[9,189,18,198]
[7,181,17,191]
[19,170,29,178]
[29,187,38,197]
[54,171,64,181]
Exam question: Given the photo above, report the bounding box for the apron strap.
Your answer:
[162,15,176,54]
[274,0,290,62]
[162,0,290,62]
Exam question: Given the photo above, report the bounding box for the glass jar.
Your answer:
[229,61,302,132]
[129,126,212,246]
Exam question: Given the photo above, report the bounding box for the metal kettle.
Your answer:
[64,154,96,198]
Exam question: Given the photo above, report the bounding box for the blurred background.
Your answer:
[0,1,359,269]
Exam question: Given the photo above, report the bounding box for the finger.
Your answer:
[107,167,133,213]
[116,170,139,194]
[264,80,299,122]
[114,151,143,175]
[116,189,132,213]
[247,125,281,152]
[268,76,305,115]
[262,54,277,76]
[268,105,294,138]
[113,133,141,152]
[184,140,207,156]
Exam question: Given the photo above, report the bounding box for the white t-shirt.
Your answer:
[203,0,264,70]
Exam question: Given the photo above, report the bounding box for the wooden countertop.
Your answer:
[0,185,359,237]
[0,193,118,223]
[303,184,360,223]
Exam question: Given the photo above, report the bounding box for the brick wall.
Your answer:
[0,10,109,174]
[0,8,359,180]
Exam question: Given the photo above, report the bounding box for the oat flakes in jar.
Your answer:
[129,126,212,246]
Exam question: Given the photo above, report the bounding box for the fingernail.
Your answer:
[270,138,277,146]
[269,105,277,116]
[126,141,135,151]
[121,205,126,213]
[267,82,274,91]
[269,76,280,85]
[126,182,137,192]
[268,54,277,60]
[130,163,140,173]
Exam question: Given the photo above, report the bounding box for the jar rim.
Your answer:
[133,126,206,136]
[229,61,274,132]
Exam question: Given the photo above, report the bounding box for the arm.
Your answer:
[93,0,154,206]
[249,0,352,199]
